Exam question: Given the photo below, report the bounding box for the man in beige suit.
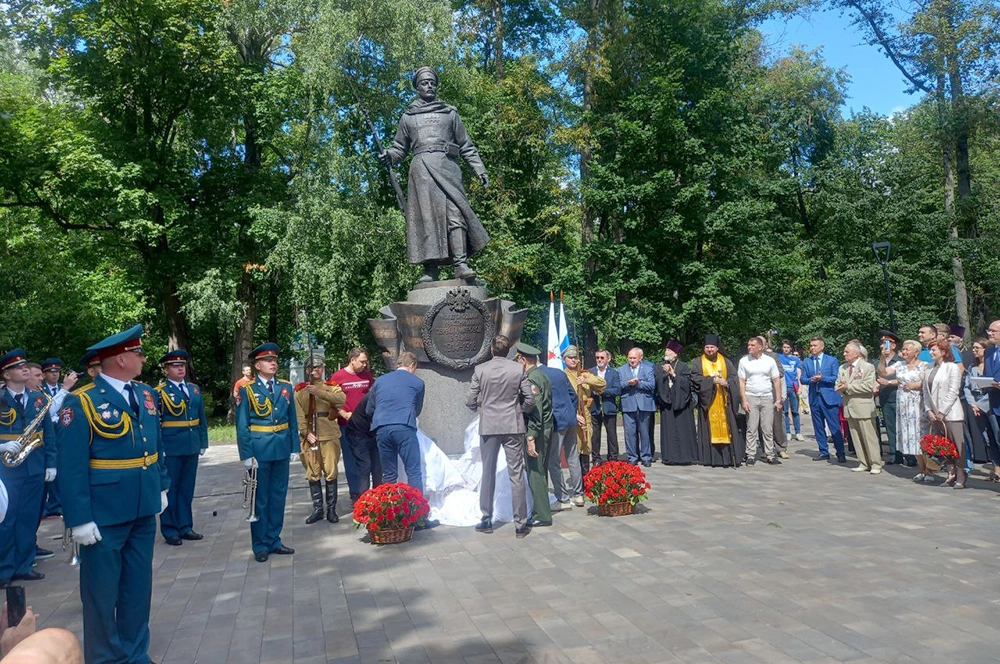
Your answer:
[466,335,535,538]
[836,341,881,474]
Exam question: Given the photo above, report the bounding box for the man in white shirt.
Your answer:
[738,337,782,465]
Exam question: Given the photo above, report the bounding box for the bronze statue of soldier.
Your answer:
[379,67,490,283]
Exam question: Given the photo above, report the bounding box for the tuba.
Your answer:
[1,401,53,468]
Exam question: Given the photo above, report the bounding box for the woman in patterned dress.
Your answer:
[878,340,930,481]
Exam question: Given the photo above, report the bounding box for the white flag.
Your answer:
[546,294,561,368]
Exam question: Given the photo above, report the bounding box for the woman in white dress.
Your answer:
[878,340,929,480]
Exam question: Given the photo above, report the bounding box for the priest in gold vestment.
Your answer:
[690,334,744,467]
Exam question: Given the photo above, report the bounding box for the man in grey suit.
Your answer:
[466,335,535,538]
[619,347,656,466]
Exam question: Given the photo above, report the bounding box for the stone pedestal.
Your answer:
[369,279,527,455]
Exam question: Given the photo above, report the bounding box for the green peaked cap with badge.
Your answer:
[514,342,541,359]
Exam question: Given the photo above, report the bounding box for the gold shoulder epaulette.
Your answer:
[71,383,97,396]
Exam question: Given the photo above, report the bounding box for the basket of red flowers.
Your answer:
[352,482,430,545]
[920,432,959,460]
[583,461,650,516]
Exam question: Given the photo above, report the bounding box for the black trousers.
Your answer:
[591,412,619,461]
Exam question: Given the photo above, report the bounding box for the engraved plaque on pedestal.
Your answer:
[421,288,493,370]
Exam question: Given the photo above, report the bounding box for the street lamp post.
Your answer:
[871,241,896,333]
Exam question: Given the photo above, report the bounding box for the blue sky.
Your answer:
[760,8,923,117]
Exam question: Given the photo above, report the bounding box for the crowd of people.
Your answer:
[2,317,998,662]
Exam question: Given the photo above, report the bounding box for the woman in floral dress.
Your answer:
[878,340,930,480]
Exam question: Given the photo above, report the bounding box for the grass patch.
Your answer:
[207,418,236,445]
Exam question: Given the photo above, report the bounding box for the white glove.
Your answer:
[289,452,300,463]
[72,522,102,546]
[159,491,168,514]
[0,441,21,455]
[243,457,256,470]
[199,448,207,456]
[44,468,57,482]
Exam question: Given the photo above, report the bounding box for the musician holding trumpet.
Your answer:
[0,349,56,588]
[235,342,299,563]
[294,356,347,524]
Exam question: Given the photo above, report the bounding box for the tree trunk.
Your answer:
[578,0,602,353]
[493,0,505,81]
[268,269,280,344]
[937,74,971,335]
[228,268,258,423]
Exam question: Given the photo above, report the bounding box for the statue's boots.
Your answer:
[449,229,477,280]
[418,263,440,283]
[325,479,340,523]
[579,454,591,476]
[305,481,325,524]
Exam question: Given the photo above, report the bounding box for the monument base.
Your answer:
[414,364,477,455]
[369,279,527,456]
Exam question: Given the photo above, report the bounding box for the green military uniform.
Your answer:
[518,342,553,526]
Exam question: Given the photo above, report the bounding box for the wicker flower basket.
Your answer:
[597,501,635,517]
[368,525,414,545]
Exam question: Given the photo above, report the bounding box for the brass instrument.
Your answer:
[2,400,53,468]
[242,464,259,522]
[61,527,80,566]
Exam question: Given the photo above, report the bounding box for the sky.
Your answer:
[760,8,922,118]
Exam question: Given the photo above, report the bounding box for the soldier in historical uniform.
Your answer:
[0,349,57,587]
[515,343,554,528]
[235,342,298,563]
[379,66,490,283]
[294,355,347,524]
[562,345,606,477]
[156,349,209,546]
[56,325,170,663]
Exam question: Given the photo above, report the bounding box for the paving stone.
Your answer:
[25,422,1000,662]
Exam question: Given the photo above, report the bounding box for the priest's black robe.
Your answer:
[654,361,698,464]
[690,354,744,467]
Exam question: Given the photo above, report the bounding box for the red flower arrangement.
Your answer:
[352,483,430,533]
[920,433,959,459]
[583,461,650,507]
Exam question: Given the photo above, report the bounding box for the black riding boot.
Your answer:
[449,228,476,280]
[325,479,339,523]
[579,454,591,476]
[305,481,324,524]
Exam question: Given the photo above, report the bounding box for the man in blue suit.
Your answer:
[366,351,426,495]
[0,349,57,588]
[236,342,299,563]
[800,337,846,462]
[589,349,622,465]
[156,349,209,546]
[983,320,1000,445]
[619,347,656,466]
[57,325,170,664]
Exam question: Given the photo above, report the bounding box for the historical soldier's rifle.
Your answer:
[344,77,407,216]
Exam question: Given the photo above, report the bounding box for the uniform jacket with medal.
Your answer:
[56,375,170,529]
[0,388,56,480]
[156,381,209,456]
[235,378,298,462]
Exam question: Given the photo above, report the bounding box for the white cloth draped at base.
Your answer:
[395,417,552,527]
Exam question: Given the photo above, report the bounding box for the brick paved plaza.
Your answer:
[28,428,1000,664]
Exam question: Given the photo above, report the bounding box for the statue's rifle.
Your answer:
[346,79,407,216]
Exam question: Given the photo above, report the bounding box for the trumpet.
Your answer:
[2,402,52,468]
[62,527,80,566]
[242,464,259,523]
